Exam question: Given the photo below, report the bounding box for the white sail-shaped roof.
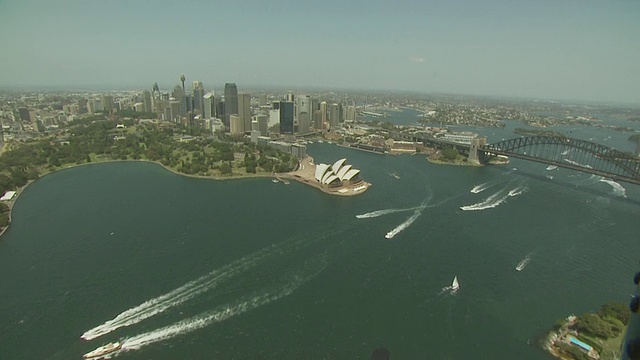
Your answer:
[343,169,360,181]
[321,171,334,184]
[336,164,352,180]
[324,175,339,185]
[315,163,331,181]
[332,158,347,173]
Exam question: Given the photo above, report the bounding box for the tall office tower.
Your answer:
[102,95,114,114]
[279,101,294,134]
[184,94,193,114]
[203,92,215,119]
[169,100,181,122]
[269,101,280,128]
[345,105,357,121]
[313,109,322,129]
[329,103,342,128]
[286,91,295,102]
[192,81,205,116]
[224,83,238,127]
[296,95,312,133]
[252,114,268,136]
[319,101,328,130]
[259,94,267,106]
[237,93,251,133]
[142,90,152,112]
[215,98,225,120]
[229,114,243,135]
[172,85,186,115]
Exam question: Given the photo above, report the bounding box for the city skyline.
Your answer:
[0,0,639,104]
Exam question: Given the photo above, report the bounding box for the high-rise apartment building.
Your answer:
[230,114,243,135]
[224,83,238,127]
[102,95,114,114]
[238,93,251,133]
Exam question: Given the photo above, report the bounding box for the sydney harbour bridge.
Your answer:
[395,133,640,186]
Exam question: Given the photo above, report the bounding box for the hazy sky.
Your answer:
[0,0,639,103]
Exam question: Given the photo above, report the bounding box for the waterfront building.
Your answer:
[224,83,238,127]
[346,106,357,121]
[314,158,362,188]
[440,131,478,145]
[319,101,327,129]
[238,93,251,133]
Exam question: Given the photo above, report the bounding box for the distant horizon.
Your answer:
[1,82,639,108]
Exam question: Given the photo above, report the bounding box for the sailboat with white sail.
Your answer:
[451,276,459,293]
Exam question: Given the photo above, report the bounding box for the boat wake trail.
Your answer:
[461,183,526,211]
[82,229,340,341]
[356,206,421,219]
[117,256,328,354]
[384,207,423,239]
[470,182,492,194]
[599,179,626,197]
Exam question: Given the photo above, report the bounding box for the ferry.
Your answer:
[83,342,121,359]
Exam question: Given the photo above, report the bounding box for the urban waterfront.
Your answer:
[0,121,639,359]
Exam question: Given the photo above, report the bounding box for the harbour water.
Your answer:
[1,119,640,359]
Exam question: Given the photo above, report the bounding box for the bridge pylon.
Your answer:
[468,137,487,165]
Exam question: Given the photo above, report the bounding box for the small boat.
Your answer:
[451,276,459,292]
[283,180,290,185]
[546,165,558,171]
[272,179,279,183]
[83,342,121,359]
[516,257,531,271]
[389,172,400,179]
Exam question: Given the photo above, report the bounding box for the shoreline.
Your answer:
[0,156,370,239]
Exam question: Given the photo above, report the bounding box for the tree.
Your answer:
[598,301,630,325]
[442,147,458,161]
[219,162,232,175]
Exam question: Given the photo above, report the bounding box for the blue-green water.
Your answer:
[1,124,640,359]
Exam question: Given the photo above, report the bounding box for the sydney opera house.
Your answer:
[314,158,364,190]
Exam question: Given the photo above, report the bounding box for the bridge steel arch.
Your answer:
[480,136,640,185]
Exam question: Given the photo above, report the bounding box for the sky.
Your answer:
[0,0,639,104]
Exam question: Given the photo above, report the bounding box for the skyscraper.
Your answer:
[319,101,328,130]
[279,101,294,134]
[238,93,251,133]
[230,114,243,135]
[296,95,312,134]
[192,81,205,116]
[172,85,186,116]
[329,103,342,128]
[203,92,215,119]
[102,95,114,114]
[142,90,152,113]
[224,83,238,127]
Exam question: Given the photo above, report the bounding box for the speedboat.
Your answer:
[83,342,121,359]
